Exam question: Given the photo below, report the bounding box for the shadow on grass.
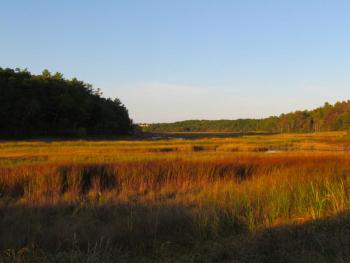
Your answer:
[196,212,350,263]
[0,203,196,253]
[0,203,350,262]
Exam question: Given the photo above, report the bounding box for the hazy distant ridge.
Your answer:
[144,101,350,133]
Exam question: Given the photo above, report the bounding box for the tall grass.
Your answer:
[1,132,350,261]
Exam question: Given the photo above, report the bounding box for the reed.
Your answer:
[1,132,350,261]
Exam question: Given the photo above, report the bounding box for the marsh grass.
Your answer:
[1,132,350,261]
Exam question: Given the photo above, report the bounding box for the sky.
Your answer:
[1,0,350,123]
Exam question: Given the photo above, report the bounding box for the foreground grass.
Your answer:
[3,213,350,262]
[1,132,350,262]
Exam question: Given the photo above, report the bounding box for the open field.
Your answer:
[1,132,350,262]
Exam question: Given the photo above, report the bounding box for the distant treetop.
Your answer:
[144,101,350,133]
[0,67,133,138]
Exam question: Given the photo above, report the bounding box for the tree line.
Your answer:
[144,101,350,133]
[0,68,133,138]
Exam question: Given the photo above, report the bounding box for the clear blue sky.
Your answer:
[2,1,350,123]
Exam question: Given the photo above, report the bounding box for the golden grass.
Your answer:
[1,131,350,261]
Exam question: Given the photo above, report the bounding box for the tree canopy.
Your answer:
[144,101,350,133]
[0,67,133,138]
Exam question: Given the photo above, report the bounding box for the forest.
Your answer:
[144,101,350,133]
[0,68,133,138]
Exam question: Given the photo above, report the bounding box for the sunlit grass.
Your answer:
[1,131,350,261]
